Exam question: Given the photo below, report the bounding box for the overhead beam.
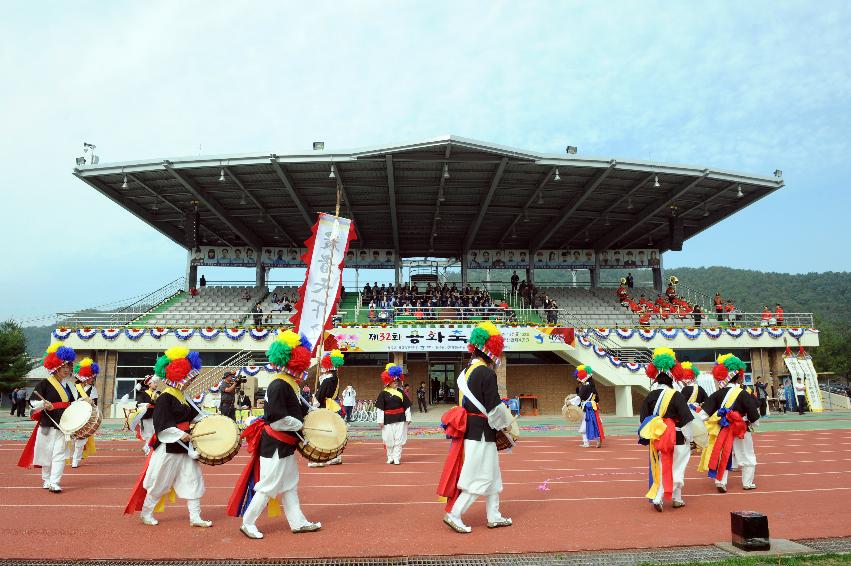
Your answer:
[621,182,738,249]
[533,162,616,251]
[596,170,708,250]
[561,172,655,247]
[331,164,364,247]
[126,173,233,246]
[429,144,452,251]
[163,162,261,248]
[496,166,557,248]
[463,157,509,250]
[225,167,296,246]
[270,157,313,229]
[385,155,400,253]
[73,172,186,249]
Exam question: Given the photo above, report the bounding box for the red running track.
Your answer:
[1,430,850,560]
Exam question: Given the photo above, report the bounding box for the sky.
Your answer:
[2,1,850,322]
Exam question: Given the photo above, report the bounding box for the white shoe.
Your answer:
[743,484,757,490]
[328,456,343,465]
[386,459,393,464]
[393,460,401,465]
[487,517,513,528]
[190,518,213,528]
[307,462,326,468]
[443,513,471,533]
[581,443,590,448]
[291,521,322,533]
[240,524,264,539]
[140,514,159,526]
[42,481,50,489]
[48,484,62,493]
[71,462,79,469]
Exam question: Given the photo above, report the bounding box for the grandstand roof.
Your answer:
[73,135,785,256]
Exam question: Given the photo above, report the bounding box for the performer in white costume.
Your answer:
[229,330,321,539]
[438,322,514,533]
[124,347,212,528]
[375,363,412,465]
[308,349,346,467]
[70,358,100,468]
[132,374,161,455]
[17,341,77,493]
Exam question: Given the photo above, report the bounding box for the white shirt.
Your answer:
[794,382,806,394]
[342,387,357,405]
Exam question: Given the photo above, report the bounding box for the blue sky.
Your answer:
[2,1,849,322]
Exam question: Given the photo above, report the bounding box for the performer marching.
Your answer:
[124,347,212,527]
[70,358,100,468]
[308,349,346,468]
[674,361,709,452]
[639,348,694,511]
[133,375,161,455]
[698,354,760,492]
[438,322,514,533]
[376,363,412,465]
[17,342,76,493]
[572,365,605,448]
[228,330,321,539]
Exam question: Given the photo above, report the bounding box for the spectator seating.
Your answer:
[143,286,267,326]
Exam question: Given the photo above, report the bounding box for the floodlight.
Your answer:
[627,196,633,210]
[219,168,225,182]
[122,175,128,189]
[329,165,336,179]
[703,204,709,217]
[774,169,783,178]
[438,187,446,202]
[240,193,247,205]
[75,157,86,166]
[442,164,450,179]
[522,210,529,222]
[91,155,99,165]
[565,146,578,154]
[313,142,325,150]
[737,185,744,199]
[537,191,544,205]
[553,168,561,182]
[648,236,654,246]
[654,175,661,188]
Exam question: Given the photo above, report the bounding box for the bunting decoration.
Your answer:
[76,328,98,340]
[53,328,72,340]
[125,328,146,340]
[101,328,122,340]
[174,328,195,340]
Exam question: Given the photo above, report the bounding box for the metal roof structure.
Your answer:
[73,135,785,256]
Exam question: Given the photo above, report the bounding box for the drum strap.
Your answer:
[75,383,89,399]
[47,377,70,403]
[688,385,700,405]
[263,425,298,445]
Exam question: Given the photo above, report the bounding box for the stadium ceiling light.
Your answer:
[240,193,247,206]
[703,203,710,217]
[152,200,159,211]
[435,211,441,220]
[258,214,265,224]
[654,175,661,188]
[584,229,590,242]
[122,174,128,189]
[329,164,336,179]
[737,184,744,198]
[605,214,610,226]
[218,168,225,182]
[442,164,450,179]
[511,227,517,239]
[627,196,633,210]
[553,168,561,182]
[438,187,446,202]
[522,210,529,222]
[537,191,544,205]
[648,236,654,246]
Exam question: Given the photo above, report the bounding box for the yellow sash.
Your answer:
[162,386,187,405]
[322,376,342,413]
[75,383,89,399]
[640,388,675,500]
[698,386,742,472]
[688,385,699,405]
[458,359,486,407]
[384,386,403,401]
[47,376,70,403]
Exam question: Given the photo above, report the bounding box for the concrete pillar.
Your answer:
[652,267,663,294]
[589,267,599,288]
[461,253,468,286]
[186,264,198,290]
[255,253,266,289]
[395,255,402,286]
[393,352,404,367]
[496,355,507,398]
[614,385,634,417]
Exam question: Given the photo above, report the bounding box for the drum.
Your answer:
[191,414,241,466]
[495,420,520,451]
[689,419,709,450]
[59,400,102,440]
[562,394,583,423]
[298,408,348,463]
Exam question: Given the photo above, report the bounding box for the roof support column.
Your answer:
[461,251,468,286]
[256,250,266,289]
[385,155,400,256]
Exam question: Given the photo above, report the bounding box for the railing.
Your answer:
[554,309,652,364]
[674,283,714,312]
[51,310,348,329]
[185,350,257,398]
[382,306,520,324]
[57,277,185,327]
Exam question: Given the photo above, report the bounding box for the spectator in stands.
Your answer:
[692,304,703,327]
[725,300,737,325]
[626,273,634,289]
[243,289,251,301]
[199,274,206,287]
[761,306,772,327]
[794,377,807,415]
[252,302,263,326]
[282,296,293,312]
[714,292,724,320]
[511,271,520,294]
[368,299,377,322]
[775,304,784,326]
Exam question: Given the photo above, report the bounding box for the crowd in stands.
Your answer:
[362,281,516,322]
[513,280,561,324]
[616,282,704,326]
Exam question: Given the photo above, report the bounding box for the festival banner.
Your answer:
[344,248,396,269]
[329,325,574,353]
[291,213,356,353]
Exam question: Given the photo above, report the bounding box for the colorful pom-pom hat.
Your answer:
[711,353,747,386]
[320,349,345,372]
[673,361,700,384]
[153,347,203,389]
[267,329,313,381]
[644,347,677,381]
[381,363,404,386]
[467,321,505,364]
[43,341,76,374]
[74,358,100,382]
[574,364,593,382]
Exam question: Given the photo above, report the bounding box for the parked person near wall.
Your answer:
[416,382,428,413]
[755,377,768,417]
[794,378,807,415]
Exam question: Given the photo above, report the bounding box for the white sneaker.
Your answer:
[190,518,213,528]
[307,462,326,468]
[328,456,343,465]
[291,521,322,533]
[42,481,50,489]
[140,514,159,526]
[443,513,471,533]
[581,442,590,448]
[386,459,393,464]
[71,461,80,469]
[240,524,264,539]
[48,484,62,493]
[487,517,513,528]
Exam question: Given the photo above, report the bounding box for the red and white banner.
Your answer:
[291,213,356,354]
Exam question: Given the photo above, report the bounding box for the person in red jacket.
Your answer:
[775,304,784,326]
[761,306,772,327]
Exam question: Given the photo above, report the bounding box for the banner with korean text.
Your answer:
[329,326,575,353]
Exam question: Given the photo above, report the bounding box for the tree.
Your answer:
[0,320,35,392]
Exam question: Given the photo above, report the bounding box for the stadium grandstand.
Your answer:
[59,135,820,418]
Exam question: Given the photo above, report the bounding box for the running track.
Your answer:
[1,430,850,560]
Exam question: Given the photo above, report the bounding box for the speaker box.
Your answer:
[669,217,684,251]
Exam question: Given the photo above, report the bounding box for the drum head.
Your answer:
[59,400,93,432]
[507,419,520,439]
[565,405,583,423]
[690,420,709,448]
[192,414,239,457]
[303,409,347,451]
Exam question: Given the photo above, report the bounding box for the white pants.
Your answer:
[71,438,87,466]
[141,444,205,520]
[140,419,155,448]
[382,421,408,464]
[242,452,311,530]
[652,443,691,504]
[450,438,505,522]
[716,432,757,487]
[33,426,67,486]
[450,491,506,523]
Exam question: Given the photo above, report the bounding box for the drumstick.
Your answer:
[31,391,71,434]
[302,426,334,433]
[191,431,218,439]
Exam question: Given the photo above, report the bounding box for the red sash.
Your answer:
[227,419,297,517]
[17,402,71,469]
[708,410,747,481]
[656,418,677,499]
[124,421,190,514]
[384,407,405,415]
[436,406,470,512]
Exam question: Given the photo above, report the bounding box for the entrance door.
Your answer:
[429,362,459,405]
